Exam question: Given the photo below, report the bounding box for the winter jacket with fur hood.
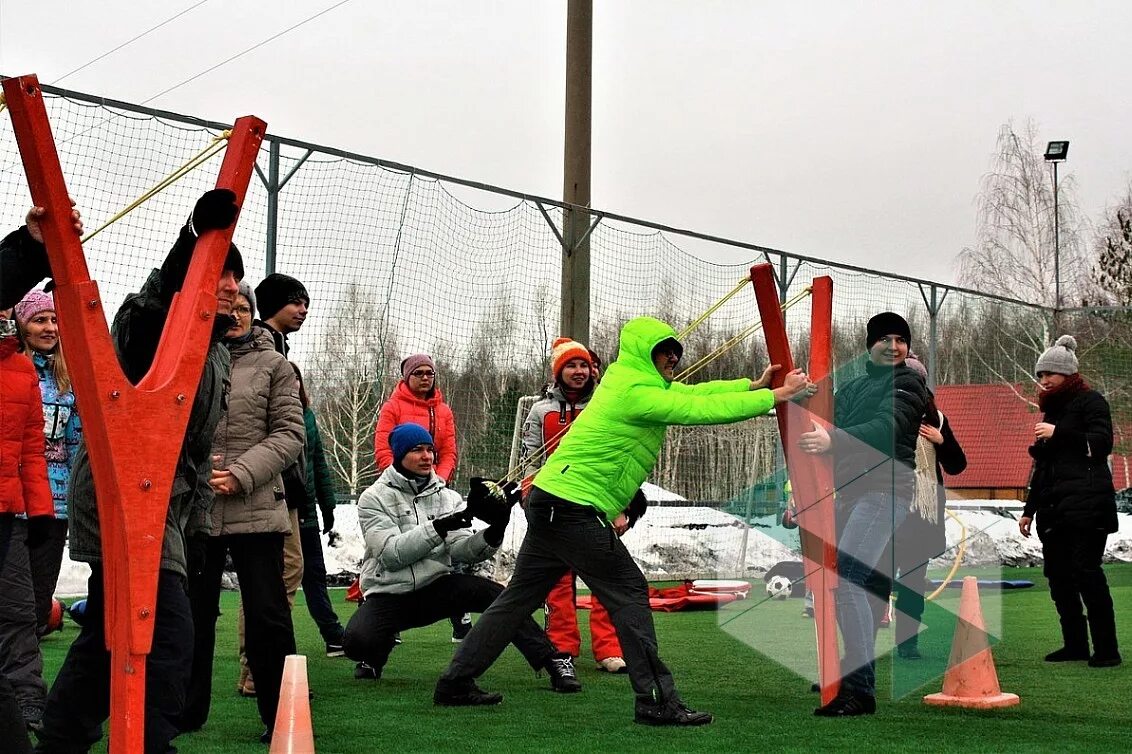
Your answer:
[0,336,53,517]
[374,381,458,482]
[356,465,495,598]
[534,316,777,521]
[207,326,305,536]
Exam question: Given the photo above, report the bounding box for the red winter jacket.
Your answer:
[0,337,54,517]
[374,381,459,482]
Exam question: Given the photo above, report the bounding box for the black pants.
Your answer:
[36,567,193,754]
[0,515,32,754]
[29,518,69,636]
[183,533,295,732]
[440,488,679,703]
[343,573,554,675]
[1041,526,1119,656]
[298,526,344,644]
[0,519,46,714]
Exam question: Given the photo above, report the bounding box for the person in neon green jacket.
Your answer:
[436,316,810,725]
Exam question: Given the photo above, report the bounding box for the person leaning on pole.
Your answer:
[435,315,811,726]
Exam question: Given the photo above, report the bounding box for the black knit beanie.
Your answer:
[255,273,309,320]
[865,312,911,349]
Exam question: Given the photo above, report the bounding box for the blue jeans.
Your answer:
[835,492,907,696]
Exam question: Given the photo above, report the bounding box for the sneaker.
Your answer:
[433,680,503,706]
[259,728,272,744]
[325,642,345,658]
[545,653,582,693]
[452,614,473,643]
[237,678,257,698]
[813,692,876,717]
[803,607,815,618]
[1088,652,1123,668]
[1045,647,1090,662]
[598,656,628,674]
[354,661,380,680]
[393,632,403,645]
[634,698,713,726]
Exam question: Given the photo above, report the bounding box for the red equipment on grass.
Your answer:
[2,74,265,754]
[750,264,840,705]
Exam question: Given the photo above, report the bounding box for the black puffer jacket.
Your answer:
[831,361,930,501]
[1024,388,1118,535]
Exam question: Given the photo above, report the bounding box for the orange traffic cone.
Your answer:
[923,576,1019,709]
[270,655,315,753]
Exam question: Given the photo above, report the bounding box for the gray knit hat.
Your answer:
[237,280,256,318]
[1035,335,1079,376]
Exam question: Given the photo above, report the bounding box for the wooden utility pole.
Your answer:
[561,0,592,343]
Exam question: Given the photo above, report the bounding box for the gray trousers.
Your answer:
[440,488,679,704]
[0,519,47,713]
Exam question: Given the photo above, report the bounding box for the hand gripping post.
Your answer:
[749,264,841,705]
[2,74,265,754]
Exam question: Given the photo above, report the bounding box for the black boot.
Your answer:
[433,679,503,706]
[814,692,876,717]
[1044,647,1090,662]
[544,653,582,693]
[634,697,713,726]
[1088,652,1122,668]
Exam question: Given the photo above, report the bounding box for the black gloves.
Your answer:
[0,227,52,310]
[322,506,336,534]
[465,478,518,528]
[433,509,472,538]
[483,523,506,548]
[25,516,55,549]
[625,488,648,529]
[192,189,239,233]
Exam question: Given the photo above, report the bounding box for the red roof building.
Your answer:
[935,383,1131,498]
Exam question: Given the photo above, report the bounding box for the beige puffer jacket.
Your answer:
[207,327,304,536]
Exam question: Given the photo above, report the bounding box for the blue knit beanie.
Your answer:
[389,423,434,465]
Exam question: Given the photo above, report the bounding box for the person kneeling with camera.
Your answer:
[343,423,579,692]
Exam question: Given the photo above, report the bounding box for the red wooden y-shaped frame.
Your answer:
[750,264,840,705]
[2,74,265,754]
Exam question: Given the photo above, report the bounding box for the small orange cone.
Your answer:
[923,576,1019,709]
[270,655,315,753]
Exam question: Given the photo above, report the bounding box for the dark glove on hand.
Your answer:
[0,227,52,310]
[433,509,472,538]
[192,189,239,232]
[322,506,336,534]
[465,478,514,528]
[25,516,55,549]
[625,488,649,529]
[483,523,506,548]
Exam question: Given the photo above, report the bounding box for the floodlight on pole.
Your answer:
[1044,140,1069,317]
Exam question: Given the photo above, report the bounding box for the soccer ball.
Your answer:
[766,575,792,600]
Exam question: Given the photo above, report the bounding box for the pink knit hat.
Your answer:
[400,353,436,380]
[14,290,54,327]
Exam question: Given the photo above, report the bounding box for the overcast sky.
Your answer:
[2,0,1130,285]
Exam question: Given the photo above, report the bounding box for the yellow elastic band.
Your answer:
[925,508,967,601]
[81,130,232,245]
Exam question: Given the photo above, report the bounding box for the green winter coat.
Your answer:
[533,316,776,520]
[300,406,338,531]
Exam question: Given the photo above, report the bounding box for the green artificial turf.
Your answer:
[39,565,1131,753]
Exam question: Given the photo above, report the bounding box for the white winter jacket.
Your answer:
[357,466,495,597]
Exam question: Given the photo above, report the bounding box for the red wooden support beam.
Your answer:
[2,73,265,754]
[749,263,840,704]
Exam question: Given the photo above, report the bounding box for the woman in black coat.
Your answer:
[1019,335,1121,668]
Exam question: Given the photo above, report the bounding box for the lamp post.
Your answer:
[1044,140,1069,323]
